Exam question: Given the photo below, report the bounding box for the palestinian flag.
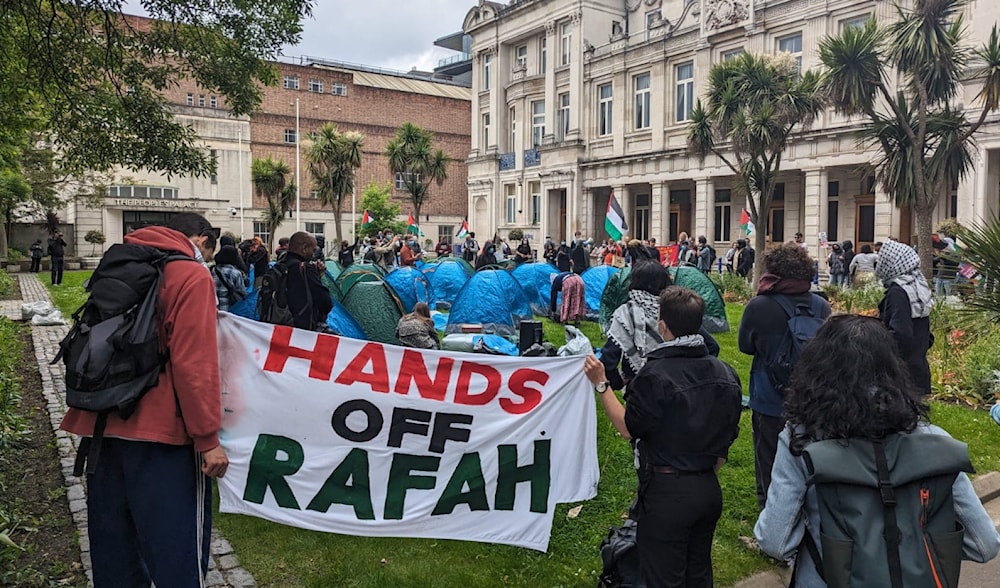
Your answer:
[361,209,373,228]
[456,220,469,239]
[407,213,419,235]
[740,208,756,237]
[605,190,628,241]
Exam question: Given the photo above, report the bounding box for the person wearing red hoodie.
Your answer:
[61,212,228,587]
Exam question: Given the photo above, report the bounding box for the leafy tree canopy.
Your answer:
[356,181,406,238]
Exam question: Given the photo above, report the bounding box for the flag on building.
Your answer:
[605,190,629,241]
[740,208,756,237]
[361,209,372,228]
[456,219,469,239]
[407,213,419,235]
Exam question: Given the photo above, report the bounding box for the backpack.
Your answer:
[257,261,320,329]
[53,243,197,475]
[764,294,826,396]
[706,245,717,268]
[799,432,973,588]
[598,518,645,588]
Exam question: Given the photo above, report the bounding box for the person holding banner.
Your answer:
[584,286,743,588]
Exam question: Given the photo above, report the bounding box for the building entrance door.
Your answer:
[123,211,180,236]
[855,196,875,249]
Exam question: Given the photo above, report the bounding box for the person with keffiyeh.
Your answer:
[876,239,934,396]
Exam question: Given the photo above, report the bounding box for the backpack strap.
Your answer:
[874,439,905,588]
[771,293,822,320]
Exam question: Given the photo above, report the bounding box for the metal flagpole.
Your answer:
[351,185,356,240]
[295,98,301,231]
[238,128,245,238]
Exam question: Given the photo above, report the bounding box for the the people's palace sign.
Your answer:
[216,314,599,551]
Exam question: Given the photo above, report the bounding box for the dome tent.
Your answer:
[421,257,473,309]
[598,265,631,332]
[340,280,405,344]
[322,261,345,301]
[580,265,620,319]
[325,302,367,340]
[446,270,532,335]
[384,266,435,313]
[334,263,386,297]
[510,261,561,316]
[668,266,729,333]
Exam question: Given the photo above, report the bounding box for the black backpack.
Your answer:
[53,243,196,475]
[599,518,645,587]
[257,261,318,329]
[764,294,826,396]
[706,245,717,268]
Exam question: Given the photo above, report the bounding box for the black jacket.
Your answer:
[570,241,588,274]
[48,237,67,257]
[600,325,721,391]
[624,344,743,473]
[879,283,933,395]
[280,251,333,331]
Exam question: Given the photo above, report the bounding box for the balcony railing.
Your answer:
[437,53,472,68]
[499,152,516,171]
[524,148,541,168]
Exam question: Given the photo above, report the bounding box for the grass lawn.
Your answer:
[44,271,92,315]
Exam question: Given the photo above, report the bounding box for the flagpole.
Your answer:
[351,185,356,241]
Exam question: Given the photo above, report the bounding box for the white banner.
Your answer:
[216,313,599,551]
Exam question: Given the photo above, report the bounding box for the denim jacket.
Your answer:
[754,424,1000,587]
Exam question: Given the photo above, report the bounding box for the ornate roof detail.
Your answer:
[704,0,751,31]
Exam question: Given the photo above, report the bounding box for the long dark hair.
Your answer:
[784,314,928,452]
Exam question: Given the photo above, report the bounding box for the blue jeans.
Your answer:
[50,256,64,284]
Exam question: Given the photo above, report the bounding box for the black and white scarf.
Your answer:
[608,290,664,374]
[875,239,932,319]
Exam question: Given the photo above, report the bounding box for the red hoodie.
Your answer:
[60,226,222,452]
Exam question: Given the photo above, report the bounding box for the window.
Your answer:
[395,172,421,191]
[482,54,492,91]
[515,45,528,69]
[529,181,541,224]
[305,222,324,235]
[438,225,454,247]
[198,94,205,107]
[111,185,178,199]
[770,208,785,242]
[777,34,803,72]
[635,193,650,240]
[483,112,491,149]
[598,83,613,136]
[675,62,694,122]
[722,48,744,61]
[209,95,218,108]
[645,10,659,41]
[560,22,572,66]
[714,189,733,243]
[828,180,840,197]
[509,106,517,150]
[505,184,517,224]
[283,76,300,90]
[186,93,194,106]
[634,73,651,130]
[841,14,871,32]
[540,37,547,74]
[253,221,270,246]
[309,79,324,93]
[531,100,545,146]
[773,182,785,201]
[557,92,570,140]
[284,129,297,144]
[827,200,839,241]
[209,149,217,185]
[331,83,348,96]
[309,189,320,199]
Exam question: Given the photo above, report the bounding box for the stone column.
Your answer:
[581,186,594,238]
[650,182,667,243]
[803,168,827,260]
[874,184,895,242]
[544,21,557,142]
[694,177,715,241]
[568,12,584,141]
[618,185,631,239]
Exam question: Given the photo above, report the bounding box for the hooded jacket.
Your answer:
[60,226,222,452]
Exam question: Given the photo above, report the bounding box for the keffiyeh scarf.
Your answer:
[608,290,664,374]
[875,239,932,319]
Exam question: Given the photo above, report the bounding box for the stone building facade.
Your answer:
[461,0,1000,259]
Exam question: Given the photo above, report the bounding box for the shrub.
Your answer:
[932,326,1000,407]
[823,281,884,315]
[709,271,753,304]
[84,229,106,256]
[0,272,14,298]
[508,229,524,241]
[0,318,25,450]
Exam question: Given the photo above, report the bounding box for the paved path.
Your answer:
[9,273,256,588]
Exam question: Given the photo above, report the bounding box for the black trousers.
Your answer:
[752,411,786,510]
[637,471,722,588]
[51,256,64,284]
[30,257,41,272]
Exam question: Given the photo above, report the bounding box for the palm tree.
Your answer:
[384,122,450,227]
[306,123,364,245]
[251,157,292,250]
[819,1,1000,279]
[688,51,825,285]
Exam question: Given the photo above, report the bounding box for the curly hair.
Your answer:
[784,314,928,453]
[764,243,814,281]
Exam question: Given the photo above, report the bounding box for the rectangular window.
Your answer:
[209,95,218,108]
[540,37,547,74]
[209,149,217,185]
[283,76,300,90]
[634,73,651,130]
[305,222,324,235]
[598,83,613,136]
[714,200,732,243]
[530,181,541,225]
[148,187,161,199]
[840,14,871,32]
[309,79,324,93]
[505,184,517,224]
[828,180,840,197]
[675,62,694,122]
[331,83,348,96]
[438,225,454,246]
[483,112,491,149]
[483,54,492,91]
[770,208,785,242]
[531,100,545,146]
[198,94,205,107]
[827,200,839,241]
[186,93,194,106]
[722,48,744,61]
[557,92,570,140]
[773,182,785,201]
[515,45,528,69]
[284,129,297,144]
[395,172,421,191]
[645,10,659,41]
[560,22,572,66]
[253,221,270,246]
[509,106,517,151]
[133,186,147,198]
[778,33,803,72]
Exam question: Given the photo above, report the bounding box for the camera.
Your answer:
[228,207,238,217]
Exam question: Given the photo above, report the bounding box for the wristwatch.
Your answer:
[594,381,610,394]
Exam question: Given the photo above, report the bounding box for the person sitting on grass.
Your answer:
[396,302,440,350]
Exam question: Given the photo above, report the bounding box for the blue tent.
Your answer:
[581,265,620,318]
[511,262,561,316]
[228,290,258,320]
[325,302,368,340]
[384,267,435,313]
[422,258,472,309]
[446,270,532,335]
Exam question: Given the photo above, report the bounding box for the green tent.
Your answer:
[668,267,729,333]
[340,280,404,345]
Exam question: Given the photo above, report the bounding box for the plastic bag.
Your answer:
[472,334,519,356]
[558,325,592,356]
[21,301,54,320]
[30,310,66,326]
